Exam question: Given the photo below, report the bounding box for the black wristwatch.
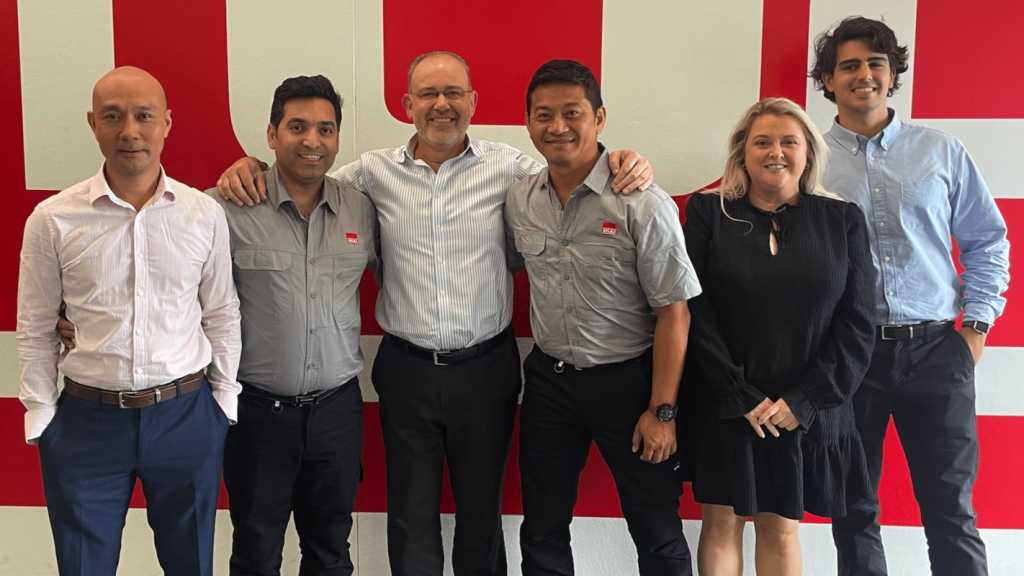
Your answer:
[653,404,677,422]
[963,320,990,335]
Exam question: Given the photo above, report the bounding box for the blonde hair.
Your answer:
[717,97,835,201]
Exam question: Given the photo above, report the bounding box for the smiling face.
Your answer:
[403,53,478,156]
[267,97,339,188]
[87,67,171,184]
[743,113,808,199]
[824,39,895,123]
[527,83,605,170]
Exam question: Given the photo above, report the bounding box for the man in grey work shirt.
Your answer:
[507,60,701,575]
[215,51,653,576]
[217,75,375,576]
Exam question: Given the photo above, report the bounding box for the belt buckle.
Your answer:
[432,350,448,367]
[118,388,159,408]
[293,393,316,407]
[880,325,898,341]
[907,325,915,339]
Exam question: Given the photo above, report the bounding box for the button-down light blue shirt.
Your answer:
[824,111,1010,325]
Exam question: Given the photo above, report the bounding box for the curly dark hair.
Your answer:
[809,16,909,102]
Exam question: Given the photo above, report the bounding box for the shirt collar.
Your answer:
[540,144,611,197]
[877,110,902,150]
[394,134,480,164]
[582,146,612,195]
[827,108,901,153]
[267,164,337,214]
[88,164,176,208]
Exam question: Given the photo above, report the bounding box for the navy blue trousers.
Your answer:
[38,379,229,576]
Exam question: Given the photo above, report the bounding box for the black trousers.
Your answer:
[223,379,363,576]
[519,347,692,576]
[832,325,987,576]
[372,329,522,576]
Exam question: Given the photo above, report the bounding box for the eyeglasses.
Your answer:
[414,88,469,102]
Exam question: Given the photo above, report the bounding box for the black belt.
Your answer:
[64,370,205,409]
[388,326,511,366]
[240,379,352,408]
[878,320,953,341]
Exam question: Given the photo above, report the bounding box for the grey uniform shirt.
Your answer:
[210,166,377,396]
[505,149,702,367]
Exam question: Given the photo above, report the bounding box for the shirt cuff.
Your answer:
[717,384,766,419]
[24,405,57,444]
[781,388,817,430]
[211,387,238,424]
[962,302,998,326]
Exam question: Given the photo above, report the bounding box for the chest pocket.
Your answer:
[233,249,294,318]
[515,232,549,284]
[516,232,546,256]
[578,239,636,265]
[900,169,950,210]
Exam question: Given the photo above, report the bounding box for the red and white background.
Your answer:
[1,0,1021,574]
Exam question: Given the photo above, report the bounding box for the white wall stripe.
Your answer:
[0,508,1019,575]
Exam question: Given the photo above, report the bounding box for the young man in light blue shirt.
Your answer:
[812,16,1010,576]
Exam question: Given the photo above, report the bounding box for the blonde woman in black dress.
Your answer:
[683,98,876,575]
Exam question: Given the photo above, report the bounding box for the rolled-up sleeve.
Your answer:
[636,197,702,307]
[950,144,1010,325]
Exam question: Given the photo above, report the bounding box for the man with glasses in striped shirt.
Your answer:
[216,51,653,575]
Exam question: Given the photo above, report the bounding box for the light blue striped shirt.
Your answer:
[824,111,1010,325]
[333,137,540,350]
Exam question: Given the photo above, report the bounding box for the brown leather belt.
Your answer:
[63,370,205,409]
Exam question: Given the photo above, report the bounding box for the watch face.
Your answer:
[967,321,990,335]
[656,404,677,422]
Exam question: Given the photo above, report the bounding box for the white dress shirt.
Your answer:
[334,137,540,350]
[17,166,241,442]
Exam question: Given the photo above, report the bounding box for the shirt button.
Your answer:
[879,222,885,227]
[884,256,891,262]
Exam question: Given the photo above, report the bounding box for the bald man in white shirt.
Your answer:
[16,66,241,576]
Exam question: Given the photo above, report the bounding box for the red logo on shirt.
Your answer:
[345,232,359,244]
[601,220,618,236]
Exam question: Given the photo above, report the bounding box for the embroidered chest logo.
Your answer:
[601,220,618,236]
[345,232,359,244]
